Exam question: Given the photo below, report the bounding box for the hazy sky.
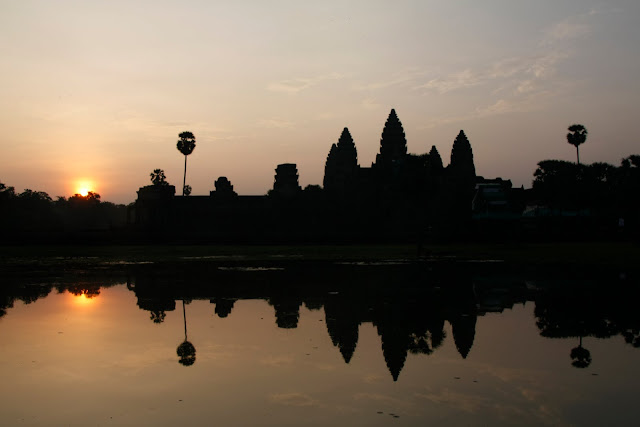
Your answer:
[2,0,639,203]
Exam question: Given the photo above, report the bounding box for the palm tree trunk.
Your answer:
[576,146,580,165]
[182,155,188,195]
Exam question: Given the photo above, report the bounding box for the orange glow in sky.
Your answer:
[2,2,640,204]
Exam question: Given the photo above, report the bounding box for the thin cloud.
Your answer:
[259,355,295,367]
[415,389,489,413]
[413,69,480,94]
[256,118,294,129]
[543,19,589,45]
[420,89,557,129]
[353,392,411,408]
[314,112,338,121]
[540,10,600,46]
[415,49,570,128]
[361,97,381,110]
[267,72,344,93]
[414,52,563,96]
[353,68,428,91]
[269,392,320,407]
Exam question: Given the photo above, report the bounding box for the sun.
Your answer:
[75,180,95,197]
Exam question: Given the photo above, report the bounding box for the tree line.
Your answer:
[0,183,128,239]
[532,154,640,217]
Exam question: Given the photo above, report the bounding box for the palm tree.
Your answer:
[567,124,588,165]
[150,169,168,186]
[176,131,196,195]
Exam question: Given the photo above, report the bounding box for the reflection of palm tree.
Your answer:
[408,327,446,356]
[177,300,196,366]
[150,310,166,324]
[570,336,591,368]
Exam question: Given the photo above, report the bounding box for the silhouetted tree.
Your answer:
[68,191,101,206]
[621,155,640,169]
[18,189,52,205]
[0,182,16,203]
[176,131,196,196]
[150,169,168,186]
[533,160,581,210]
[567,124,588,165]
[532,159,622,214]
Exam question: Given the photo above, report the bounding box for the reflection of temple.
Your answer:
[4,264,639,381]
[211,297,237,318]
[120,261,502,380]
[268,296,303,329]
[324,295,364,364]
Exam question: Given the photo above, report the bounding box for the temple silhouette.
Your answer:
[133,109,497,242]
[2,109,638,243]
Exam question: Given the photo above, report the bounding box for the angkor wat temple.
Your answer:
[134,109,513,242]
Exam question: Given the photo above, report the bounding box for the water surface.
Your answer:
[1,261,639,426]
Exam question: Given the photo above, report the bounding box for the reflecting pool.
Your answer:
[1,260,639,425]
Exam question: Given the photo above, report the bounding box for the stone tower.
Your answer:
[323,127,359,194]
[449,130,476,184]
[273,163,302,198]
[374,109,408,170]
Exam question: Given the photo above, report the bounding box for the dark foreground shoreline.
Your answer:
[1,241,638,272]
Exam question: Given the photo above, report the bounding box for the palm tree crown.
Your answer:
[177,131,196,156]
[566,124,587,164]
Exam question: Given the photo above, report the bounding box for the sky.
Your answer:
[1,0,639,204]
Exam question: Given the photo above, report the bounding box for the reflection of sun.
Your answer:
[72,292,96,306]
